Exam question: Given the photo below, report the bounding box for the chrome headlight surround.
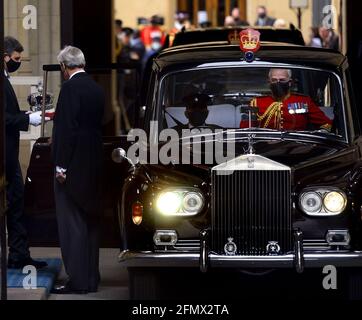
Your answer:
[156,188,205,217]
[299,188,347,217]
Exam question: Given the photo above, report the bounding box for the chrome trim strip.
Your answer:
[119,251,362,268]
[211,154,291,172]
[294,230,304,273]
[200,230,209,273]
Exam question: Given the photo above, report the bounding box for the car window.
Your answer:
[159,67,345,139]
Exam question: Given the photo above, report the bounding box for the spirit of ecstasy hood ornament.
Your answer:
[247,134,256,155]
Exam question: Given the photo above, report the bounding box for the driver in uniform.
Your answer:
[240,68,333,131]
[173,93,221,133]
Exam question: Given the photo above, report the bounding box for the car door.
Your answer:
[23,64,139,248]
[24,136,132,247]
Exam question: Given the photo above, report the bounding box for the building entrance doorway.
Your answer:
[177,0,247,27]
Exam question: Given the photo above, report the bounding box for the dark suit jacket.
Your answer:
[52,73,105,214]
[255,17,276,27]
[4,75,29,180]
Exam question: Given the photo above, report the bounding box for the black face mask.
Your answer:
[258,13,267,19]
[270,81,290,100]
[187,110,209,127]
[6,58,21,73]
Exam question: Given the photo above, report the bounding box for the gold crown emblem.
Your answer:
[228,30,240,44]
[240,30,260,50]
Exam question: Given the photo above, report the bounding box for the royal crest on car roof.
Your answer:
[239,28,261,53]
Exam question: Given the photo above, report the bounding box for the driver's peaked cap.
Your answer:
[183,93,212,110]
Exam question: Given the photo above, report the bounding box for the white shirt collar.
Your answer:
[69,70,86,80]
[4,70,9,78]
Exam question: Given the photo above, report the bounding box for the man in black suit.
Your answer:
[4,36,48,270]
[254,6,276,27]
[51,46,105,294]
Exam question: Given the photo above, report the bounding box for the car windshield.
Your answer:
[159,67,346,140]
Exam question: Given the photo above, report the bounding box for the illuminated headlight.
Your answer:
[324,191,347,214]
[299,188,347,216]
[156,189,204,216]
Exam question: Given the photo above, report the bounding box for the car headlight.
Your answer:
[300,192,322,214]
[323,191,347,214]
[156,189,204,216]
[299,188,347,216]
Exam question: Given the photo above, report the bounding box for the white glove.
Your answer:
[29,112,42,127]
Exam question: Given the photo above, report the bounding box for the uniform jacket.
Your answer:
[52,73,105,214]
[241,94,333,131]
[4,75,29,180]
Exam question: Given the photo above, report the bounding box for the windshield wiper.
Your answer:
[232,128,282,133]
[285,131,342,139]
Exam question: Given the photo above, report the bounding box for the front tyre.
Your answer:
[128,268,161,300]
[348,270,362,300]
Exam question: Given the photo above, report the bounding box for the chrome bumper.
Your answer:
[120,230,362,272]
[119,250,362,269]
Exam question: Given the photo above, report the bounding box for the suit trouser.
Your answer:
[54,179,100,291]
[6,161,30,262]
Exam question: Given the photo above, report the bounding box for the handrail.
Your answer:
[41,62,142,137]
[43,62,142,72]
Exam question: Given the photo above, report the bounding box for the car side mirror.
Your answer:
[112,148,137,173]
[112,148,127,164]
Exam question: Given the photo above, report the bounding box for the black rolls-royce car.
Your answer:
[115,36,362,299]
[23,29,362,300]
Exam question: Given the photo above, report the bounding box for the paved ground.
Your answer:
[7,288,47,300]
[34,247,128,300]
[6,247,351,300]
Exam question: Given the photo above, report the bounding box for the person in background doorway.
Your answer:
[117,27,142,128]
[115,19,123,59]
[225,16,236,27]
[171,11,190,34]
[254,6,276,27]
[231,7,249,26]
[308,27,323,48]
[199,21,212,28]
[274,19,287,28]
[319,26,340,51]
[141,15,166,51]
[130,30,146,62]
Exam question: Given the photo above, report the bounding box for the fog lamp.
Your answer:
[326,230,351,246]
[153,230,178,246]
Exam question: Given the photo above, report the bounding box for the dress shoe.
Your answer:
[51,284,88,295]
[8,258,48,270]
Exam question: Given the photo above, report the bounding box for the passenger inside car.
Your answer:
[171,93,222,133]
[240,68,333,131]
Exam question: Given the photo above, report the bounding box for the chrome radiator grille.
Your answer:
[211,169,293,256]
